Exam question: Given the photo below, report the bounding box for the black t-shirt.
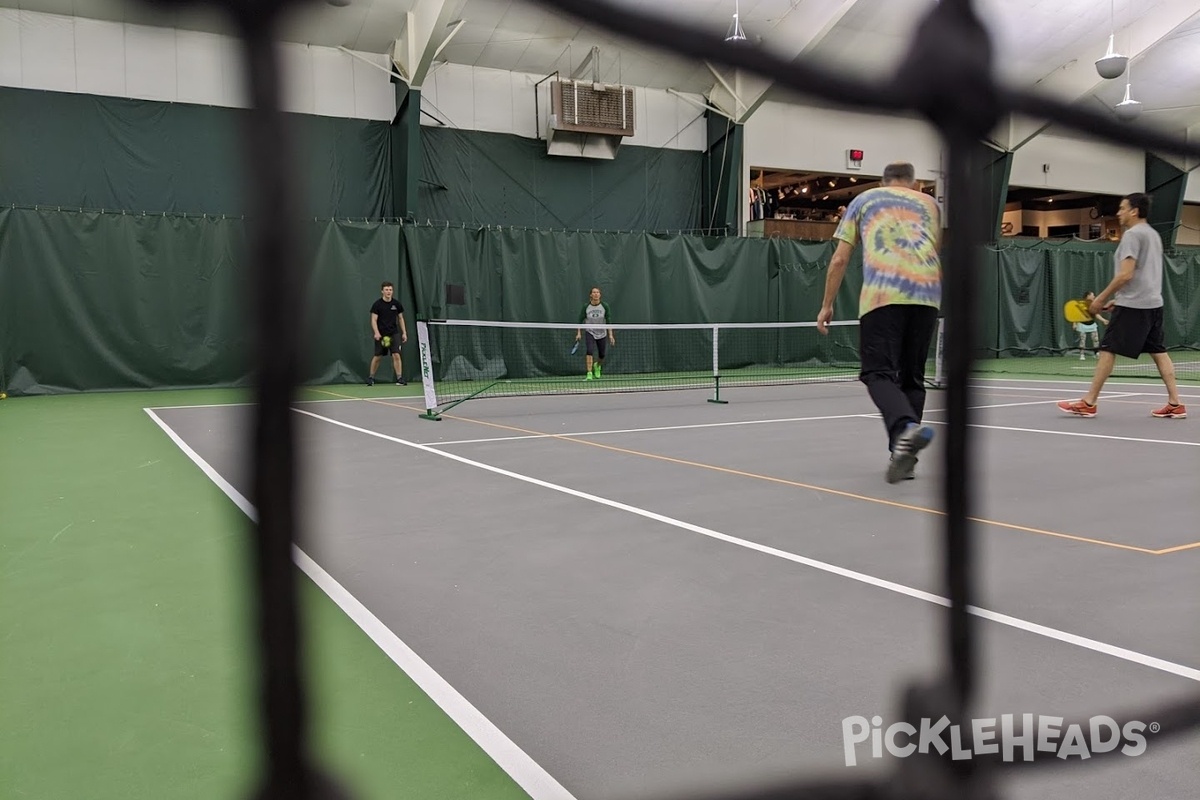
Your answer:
[371,298,404,335]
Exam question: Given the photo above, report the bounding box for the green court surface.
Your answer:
[0,387,529,800]
[973,351,1200,382]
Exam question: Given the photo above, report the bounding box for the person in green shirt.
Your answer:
[575,286,615,380]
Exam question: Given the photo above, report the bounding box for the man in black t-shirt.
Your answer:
[368,281,407,385]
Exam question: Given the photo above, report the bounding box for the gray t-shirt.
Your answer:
[580,301,610,339]
[1113,222,1163,309]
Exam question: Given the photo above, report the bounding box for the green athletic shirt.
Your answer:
[579,301,612,339]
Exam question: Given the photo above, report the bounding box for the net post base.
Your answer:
[707,398,728,404]
[419,410,442,421]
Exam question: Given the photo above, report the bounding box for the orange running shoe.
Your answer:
[1150,402,1187,419]
[1057,399,1097,417]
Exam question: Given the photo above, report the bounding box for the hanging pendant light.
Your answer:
[1095,34,1128,79]
[725,0,747,42]
[1114,82,1143,121]
[1095,0,1127,79]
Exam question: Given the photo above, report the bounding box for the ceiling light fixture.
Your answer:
[1114,82,1143,121]
[1095,0,1127,79]
[1095,34,1127,79]
[725,0,747,43]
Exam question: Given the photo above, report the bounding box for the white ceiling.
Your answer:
[3,0,1200,133]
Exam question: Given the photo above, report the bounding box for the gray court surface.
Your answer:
[149,377,1200,800]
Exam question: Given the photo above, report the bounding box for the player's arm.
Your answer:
[370,311,381,340]
[818,239,854,333]
[399,308,408,342]
[605,302,615,344]
[1094,256,1136,309]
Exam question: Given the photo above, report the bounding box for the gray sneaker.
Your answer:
[887,424,934,484]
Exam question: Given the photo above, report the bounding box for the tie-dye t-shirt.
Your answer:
[833,186,942,318]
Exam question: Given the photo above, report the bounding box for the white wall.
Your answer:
[419,62,707,152]
[742,101,943,234]
[0,9,396,121]
[1186,172,1200,204]
[745,101,943,178]
[1009,135,1144,196]
[1179,204,1200,246]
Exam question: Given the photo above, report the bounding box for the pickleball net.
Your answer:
[414,317,946,418]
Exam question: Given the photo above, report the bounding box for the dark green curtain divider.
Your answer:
[0,86,391,218]
[1044,249,1115,352]
[983,239,1200,357]
[1145,153,1187,248]
[0,207,252,395]
[390,86,421,219]
[306,221,403,385]
[702,113,743,234]
[416,127,703,231]
[1162,251,1199,348]
[969,142,1013,240]
[994,246,1052,354]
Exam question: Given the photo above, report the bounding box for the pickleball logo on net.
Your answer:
[841,714,1157,766]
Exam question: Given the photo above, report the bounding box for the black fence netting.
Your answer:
[137,0,1200,798]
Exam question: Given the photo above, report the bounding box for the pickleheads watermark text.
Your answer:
[842,714,1158,766]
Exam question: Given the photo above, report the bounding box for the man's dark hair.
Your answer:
[381,280,394,290]
[882,162,916,184]
[1123,193,1151,219]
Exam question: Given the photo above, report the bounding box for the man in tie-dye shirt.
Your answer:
[817,161,942,483]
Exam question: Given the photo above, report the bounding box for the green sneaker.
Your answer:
[584,372,594,381]
[593,363,602,377]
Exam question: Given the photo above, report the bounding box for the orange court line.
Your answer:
[1151,541,1200,555]
[409,407,1165,556]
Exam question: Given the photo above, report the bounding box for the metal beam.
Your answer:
[1004,1,1200,150]
[393,0,461,89]
[707,0,864,124]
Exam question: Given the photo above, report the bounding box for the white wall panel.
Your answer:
[471,66,515,133]
[73,17,124,97]
[124,23,177,102]
[1184,172,1200,203]
[745,101,942,177]
[0,10,21,86]
[310,46,356,119]
[19,10,75,93]
[510,71,538,139]
[1009,135,1144,195]
[175,29,225,107]
[278,43,315,116]
[351,54,396,121]
[428,62,476,129]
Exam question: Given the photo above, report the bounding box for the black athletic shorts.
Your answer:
[374,333,401,357]
[585,334,607,359]
[1099,306,1166,359]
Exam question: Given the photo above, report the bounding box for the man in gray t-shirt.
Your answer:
[1058,193,1186,419]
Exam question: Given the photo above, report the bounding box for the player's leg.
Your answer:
[1059,307,1134,415]
[391,348,405,385]
[859,305,933,482]
[593,336,607,377]
[584,336,596,379]
[899,305,938,424]
[1143,308,1184,416]
[368,343,383,385]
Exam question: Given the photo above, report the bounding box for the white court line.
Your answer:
[427,397,1128,447]
[922,419,1200,448]
[142,408,578,800]
[293,407,1200,684]
[971,377,1200,397]
[148,396,372,411]
[427,412,877,446]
